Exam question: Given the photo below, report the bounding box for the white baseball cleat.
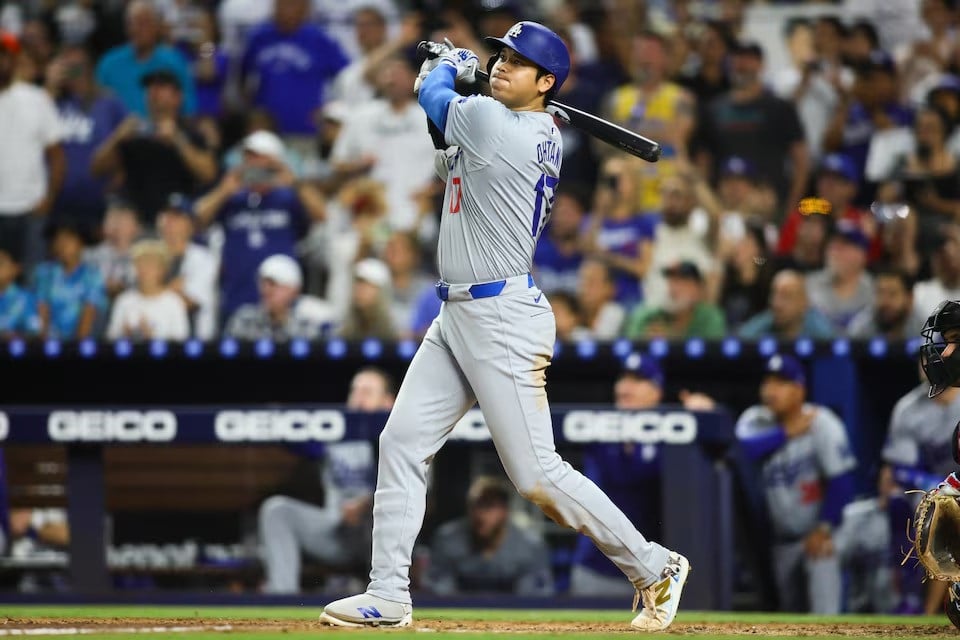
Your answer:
[630,552,690,631]
[319,593,413,628]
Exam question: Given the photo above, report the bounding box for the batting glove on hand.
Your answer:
[439,47,479,84]
[414,39,455,94]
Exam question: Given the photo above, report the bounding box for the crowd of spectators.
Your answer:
[0,0,959,344]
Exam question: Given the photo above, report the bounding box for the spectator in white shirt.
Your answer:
[329,6,394,106]
[576,258,625,340]
[107,239,189,341]
[226,254,337,341]
[330,54,437,233]
[84,196,142,301]
[156,193,218,339]
[644,175,718,309]
[914,224,960,318]
[0,31,65,272]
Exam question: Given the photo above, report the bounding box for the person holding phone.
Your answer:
[194,131,325,320]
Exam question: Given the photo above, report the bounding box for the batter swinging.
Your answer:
[320,22,690,631]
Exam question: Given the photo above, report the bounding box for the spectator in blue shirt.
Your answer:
[173,8,229,121]
[33,220,106,339]
[195,131,325,319]
[533,187,587,297]
[48,45,127,231]
[94,0,196,117]
[240,0,349,136]
[822,50,912,204]
[0,245,40,338]
[739,269,835,340]
[580,158,656,305]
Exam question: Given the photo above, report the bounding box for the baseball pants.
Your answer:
[365,281,671,604]
[259,496,367,593]
[772,540,842,614]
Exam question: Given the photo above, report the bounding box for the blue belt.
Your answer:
[436,273,535,301]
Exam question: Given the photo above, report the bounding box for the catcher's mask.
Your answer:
[920,300,960,397]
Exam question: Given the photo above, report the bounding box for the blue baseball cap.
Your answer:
[719,155,756,180]
[163,192,195,217]
[763,354,806,385]
[621,352,664,387]
[862,49,896,75]
[818,153,859,183]
[832,219,870,251]
[930,74,960,96]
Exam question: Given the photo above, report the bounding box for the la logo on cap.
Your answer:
[507,23,523,38]
[769,355,782,370]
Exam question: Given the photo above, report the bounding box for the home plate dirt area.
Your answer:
[0,607,955,638]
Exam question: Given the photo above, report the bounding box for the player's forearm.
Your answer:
[819,470,855,527]
[418,65,458,132]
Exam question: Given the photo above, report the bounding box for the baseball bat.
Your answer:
[416,41,662,163]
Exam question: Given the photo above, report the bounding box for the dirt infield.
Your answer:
[0,617,955,636]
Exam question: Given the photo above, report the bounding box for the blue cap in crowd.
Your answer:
[819,153,859,183]
[833,219,870,251]
[861,49,896,75]
[621,352,664,387]
[931,74,960,96]
[764,354,806,385]
[719,155,756,180]
[163,192,195,217]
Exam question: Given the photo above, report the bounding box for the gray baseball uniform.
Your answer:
[365,94,672,605]
[883,384,960,479]
[736,404,856,613]
[260,441,375,593]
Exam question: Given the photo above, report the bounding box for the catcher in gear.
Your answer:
[915,300,960,627]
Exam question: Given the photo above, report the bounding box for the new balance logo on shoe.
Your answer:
[654,577,671,606]
[356,607,382,619]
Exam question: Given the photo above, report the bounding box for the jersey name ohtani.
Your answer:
[537,139,562,167]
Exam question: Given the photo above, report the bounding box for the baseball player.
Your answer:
[917,299,960,626]
[320,22,689,630]
[735,354,857,614]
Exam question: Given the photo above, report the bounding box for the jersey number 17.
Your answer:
[532,174,559,238]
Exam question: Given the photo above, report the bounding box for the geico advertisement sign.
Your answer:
[214,410,345,442]
[449,410,697,444]
[562,411,697,444]
[48,411,177,442]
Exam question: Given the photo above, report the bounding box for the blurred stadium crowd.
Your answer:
[1,0,959,344]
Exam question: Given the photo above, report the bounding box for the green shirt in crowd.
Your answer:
[623,302,727,339]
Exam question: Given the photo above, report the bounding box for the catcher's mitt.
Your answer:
[906,488,960,581]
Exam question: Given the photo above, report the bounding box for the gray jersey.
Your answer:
[736,404,856,539]
[438,95,561,284]
[322,441,376,510]
[883,384,960,478]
